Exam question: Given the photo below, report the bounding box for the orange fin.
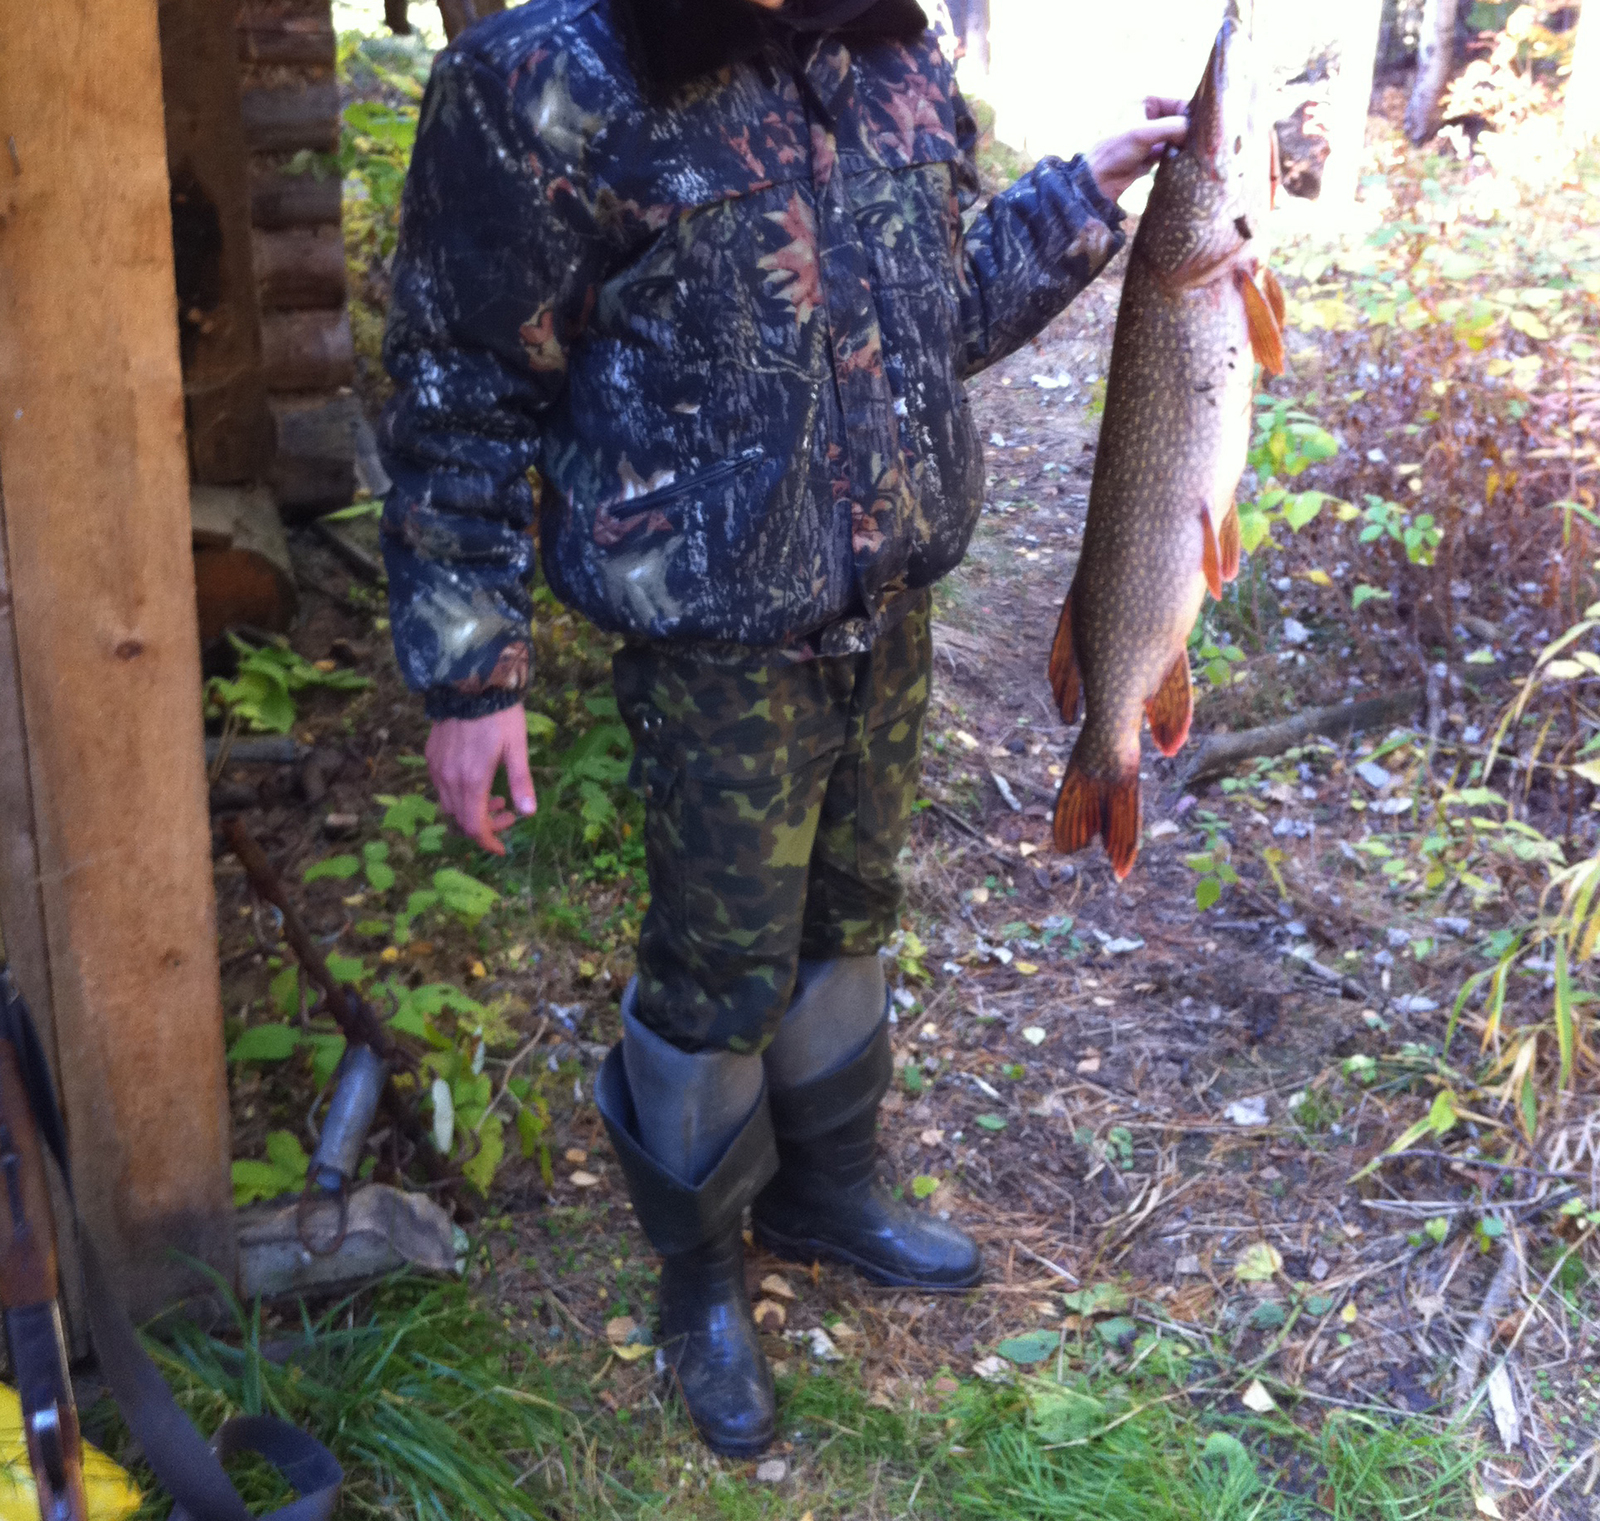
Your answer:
[1238,269,1285,376]
[1200,507,1223,599]
[1219,501,1241,583]
[1052,765,1144,880]
[1261,265,1286,330]
[1048,594,1082,722]
[1145,650,1193,758]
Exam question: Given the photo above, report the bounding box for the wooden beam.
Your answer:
[0,0,236,1317]
[160,0,273,485]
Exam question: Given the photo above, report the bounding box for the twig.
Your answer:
[1183,686,1427,785]
[1285,947,1371,1002]
[1012,1240,1079,1285]
[1452,1229,1521,1414]
[920,797,1020,868]
[205,735,313,767]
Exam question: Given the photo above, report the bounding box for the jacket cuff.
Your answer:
[423,685,525,722]
[1060,153,1126,231]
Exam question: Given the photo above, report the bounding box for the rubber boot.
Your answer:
[594,991,779,1457]
[753,958,982,1289]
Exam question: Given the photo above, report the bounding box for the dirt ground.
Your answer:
[210,257,1600,1513]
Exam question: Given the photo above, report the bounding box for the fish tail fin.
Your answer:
[1238,268,1285,376]
[1145,649,1194,757]
[1261,264,1286,329]
[1200,506,1223,599]
[1219,501,1242,583]
[1052,761,1144,880]
[1048,593,1082,722]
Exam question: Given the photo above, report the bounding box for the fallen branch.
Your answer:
[1183,686,1427,786]
[205,734,312,766]
[1451,1229,1521,1414]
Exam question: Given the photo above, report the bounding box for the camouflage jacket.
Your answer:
[379,0,1126,719]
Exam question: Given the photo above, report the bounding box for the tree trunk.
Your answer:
[1568,0,1600,144]
[1318,0,1385,205]
[1405,0,1460,143]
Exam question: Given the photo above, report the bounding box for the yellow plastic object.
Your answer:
[0,1382,142,1521]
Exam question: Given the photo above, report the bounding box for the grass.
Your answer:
[106,1273,1481,1521]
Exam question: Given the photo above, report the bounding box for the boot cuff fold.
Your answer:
[595,1045,779,1255]
[766,1017,892,1143]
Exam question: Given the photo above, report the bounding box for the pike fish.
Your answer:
[1048,1,1284,879]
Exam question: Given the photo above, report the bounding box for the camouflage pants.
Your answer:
[613,594,931,1054]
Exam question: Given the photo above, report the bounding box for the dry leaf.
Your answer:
[755,1459,787,1483]
[1339,1302,1358,1325]
[1474,1495,1504,1518]
[564,1148,588,1165]
[611,1343,652,1363]
[1018,842,1040,858]
[1234,1242,1283,1284]
[1240,1379,1276,1413]
[760,1274,796,1301]
[570,1170,600,1188]
[469,960,487,979]
[1016,961,1039,975]
[1022,1027,1046,1046]
[1076,1056,1102,1074]
[830,1322,858,1341]
[753,1299,788,1331]
[973,1355,1009,1380]
[920,1128,945,1146]
[605,1315,637,1345]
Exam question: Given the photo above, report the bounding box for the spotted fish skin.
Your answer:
[1049,2,1283,879]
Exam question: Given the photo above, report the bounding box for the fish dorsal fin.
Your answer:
[1048,593,1082,722]
[1238,268,1285,376]
[1145,650,1193,758]
[1200,506,1223,599]
[1219,502,1242,583]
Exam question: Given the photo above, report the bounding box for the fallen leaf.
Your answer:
[1475,1493,1504,1518]
[469,960,488,979]
[1240,1379,1276,1413]
[1339,1302,1358,1324]
[605,1315,637,1345]
[973,1355,1010,1381]
[1224,1096,1269,1127]
[570,1170,600,1187]
[1175,1254,1202,1277]
[760,1274,796,1301]
[564,1148,588,1165]
[919,1127,945,1146]
[804,1327,842,1362]
[1076,1055,1101,1074]
[830,1322,857,1341]
[612,1343,652,1363]
[1022,1026,1046,1046]
[1234,1242,1283,1284]
[1018,842,1040,858]
[1015,961,1039,976]
[1487,1363,1520,1450]
[1146,820,1179,840]
[753,1298,787,1331]
[755,1458,787,1483]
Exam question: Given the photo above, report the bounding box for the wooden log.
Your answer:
[252,226,347,310]
[260,308,356,391]
[238,15,336,68]
[268,394,359,516]
[160,0,273,484]
[1183,687,1427,786]
[0,0,236,1315]
[250,170,342,230]
[240,82,340,154]
[191,485,299,642]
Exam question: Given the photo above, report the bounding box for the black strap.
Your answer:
[0,972,342,1521]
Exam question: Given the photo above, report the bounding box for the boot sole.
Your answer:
[753,1222,983,1291]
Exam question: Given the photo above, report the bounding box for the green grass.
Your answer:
[106,1274,1481,1521]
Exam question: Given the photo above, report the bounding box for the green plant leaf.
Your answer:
[433,868,500,925]
[304,855,361,883]
[268,965,300,1018]
[1351,585,1392,611]
[463,1113,506,1196]
[1061,1283,1129,1316]
[975,1114,1007,1132]
[326,953,368,986]
[996,1329,1057,1366]
[1195,876,1222,911]
[227,1024,300,1063]
[365,861,397,893]
[911,1174,940,1200]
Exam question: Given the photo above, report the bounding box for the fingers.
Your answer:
[1137,116,1189,152]
[502,725,539,818]
[426,717,512,857]
[1144,95,1189,121]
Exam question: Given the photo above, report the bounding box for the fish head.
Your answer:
[1139,4,1273,288]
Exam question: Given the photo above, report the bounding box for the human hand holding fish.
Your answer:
[1086,96,1190,203]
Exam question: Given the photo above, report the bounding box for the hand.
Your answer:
[425,704,537,856]
[1085,96,1190,205]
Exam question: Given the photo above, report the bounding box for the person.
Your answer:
[380,0,1186,1457]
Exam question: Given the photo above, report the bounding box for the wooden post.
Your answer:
[0,0,236,1316]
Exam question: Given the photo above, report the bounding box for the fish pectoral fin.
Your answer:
[1052,764,1143,880]
[1145,650,1194,758]
[1238,268,1285,376]
[1261,265,1286,330]
[1200,506,1224,600]
[1219,501,1242,583]
[1048,593,1082,722]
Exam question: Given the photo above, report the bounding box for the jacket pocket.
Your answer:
[590,448,765,551]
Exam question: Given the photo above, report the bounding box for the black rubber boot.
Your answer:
[594,1047,780,1456]
[753,1019,983,1289]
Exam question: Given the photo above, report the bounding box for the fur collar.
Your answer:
[615,0,929,94]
